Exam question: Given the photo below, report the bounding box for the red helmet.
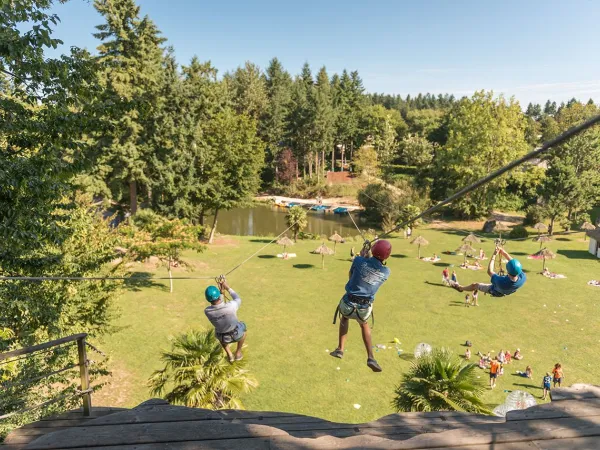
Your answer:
[371,239,392,261]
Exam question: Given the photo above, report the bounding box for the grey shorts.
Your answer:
[339,298,373,324]
[217,321,247,344]
[476,283,492,294]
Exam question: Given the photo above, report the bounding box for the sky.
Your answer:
[44,0,600,106]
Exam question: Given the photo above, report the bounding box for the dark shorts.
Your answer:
[544,384,551,390]
[490,373,498,379]
[217,321,247,344]
[554,377,562,384]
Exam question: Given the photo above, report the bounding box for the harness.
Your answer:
[217,325,240,342]
[332,294,375,327]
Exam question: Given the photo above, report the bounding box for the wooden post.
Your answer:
[77,337,92,417]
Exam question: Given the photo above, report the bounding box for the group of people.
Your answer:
[469,348,523,388]
[442,267,458,285]
[464,291,479,306]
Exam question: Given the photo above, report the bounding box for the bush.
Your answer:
[131,209,164,232]
[508,225,528,239]
[524,204,547,226]
[298,231,319,240]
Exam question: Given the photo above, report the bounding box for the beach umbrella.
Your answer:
[328,231,344,254]
[493,222,510,241]
[456,243,475,264]
[411,236,429,259]
[312,243,335,269]
[462,233,481,244]
[276,235,294,254]
[533,235,552,249]
[532,247,556,270]
[581,222,596,241]
[533,222,548,237]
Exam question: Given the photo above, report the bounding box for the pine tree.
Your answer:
[311,67,335,179]
[228,61,268,121]
[287,63,314,178]
[92,0,166,214]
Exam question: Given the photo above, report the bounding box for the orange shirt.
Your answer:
[490,361,500,374]
[552,367,563,378]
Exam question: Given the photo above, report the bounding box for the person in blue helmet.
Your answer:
[451,246,526,297]
[204,277,247,363]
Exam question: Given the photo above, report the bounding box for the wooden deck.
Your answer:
[3,385,600,449]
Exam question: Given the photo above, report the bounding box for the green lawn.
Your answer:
[94,227,600,423]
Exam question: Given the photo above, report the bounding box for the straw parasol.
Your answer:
[411,236,429,259]
[276,235,294,254]
[533,235,552,249]
[533,222,548,236]
[532,247,556,270]
[581,222,596,241]
[493,221,510,241]
[456,243,476,264]
[462,233,481,244]
[312,243,335,269]
[328,231,345,254]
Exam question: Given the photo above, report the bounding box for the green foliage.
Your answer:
[399,134,437,167]
[363,105,405,163]
[358,182,427,228]
[509,225,529,239]
[392,348,490,414]
[227,61,268,121]
[524,205,547,226]
[148,330,257,409]
[352,144,380,177]
[286,206,308,241]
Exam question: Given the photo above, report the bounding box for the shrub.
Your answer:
[298,231,319,240]
[524,205,547,226]
[508,225,528,239]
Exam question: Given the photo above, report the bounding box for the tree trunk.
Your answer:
[129,180,138,215]
[315,152,319,182]
[322,150,325,180]
[418,244,421,259]
[295,160,299,180]
[321,254,325,269]
[168,258,173,293]
[549,216,556,236]
[331,147,335,173]
[199,210,205,227]
[341,146,344,172]
[308,152,313,178]
[208,209,219,244]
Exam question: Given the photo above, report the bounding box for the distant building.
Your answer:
[587,229,600,258]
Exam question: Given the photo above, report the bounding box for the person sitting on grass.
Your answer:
[478,357,487,369]
[451,246,526,298]
[514,348,523,360]
[542,372,552,400]
[204,278,247,363]
[498,349,506,364]
[465,348,471,360]
[330,240,392,373]
[504,350,512,364]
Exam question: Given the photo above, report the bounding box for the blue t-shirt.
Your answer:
[344,256,390,303]
[543,375,552,387]
[490,272,526,296]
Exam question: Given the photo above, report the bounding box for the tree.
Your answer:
[352,144,380,177]
[204,109,265,243]
[399,134,437,167]
[392,348,489,414]
[287,63,314,178]
[311,67,336,179]
[432,91,529,217]
[148,330,258,409]
[286,206,308,241]
[543,100,557,116]
[275,148,297,184]
[357,183,396,225]
[363,105,406,164]
[227,61,268,121]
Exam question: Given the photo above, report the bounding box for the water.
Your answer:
[206,204,362,237]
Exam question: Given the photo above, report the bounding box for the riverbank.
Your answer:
[255,194,362,211]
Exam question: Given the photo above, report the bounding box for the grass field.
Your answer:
[94,226,600,423]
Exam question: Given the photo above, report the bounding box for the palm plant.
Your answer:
[392,348,490,414]
[148,330,258,409]
[286,206,308,242]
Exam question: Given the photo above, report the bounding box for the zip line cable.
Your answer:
[372,113,600,243]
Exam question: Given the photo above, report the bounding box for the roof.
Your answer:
[587,228,600,241]
[9,385,600,449]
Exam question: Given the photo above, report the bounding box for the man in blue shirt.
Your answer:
[330,240,391,372]
[451,246,526,297]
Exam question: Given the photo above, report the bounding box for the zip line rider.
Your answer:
[330,240,392,372]
[451,246,526,297]
[204,276,247,363]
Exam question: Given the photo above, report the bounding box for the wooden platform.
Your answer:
[4,385,600,449]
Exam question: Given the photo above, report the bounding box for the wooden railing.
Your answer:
[0,334,95,420]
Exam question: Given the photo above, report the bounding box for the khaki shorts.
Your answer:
[477,283,492,294]
[217,321,247,344]
[339,298,373,324]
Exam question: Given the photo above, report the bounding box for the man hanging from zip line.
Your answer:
[330,239,392,372]
[204,276,247,363]
[450,246,526,297]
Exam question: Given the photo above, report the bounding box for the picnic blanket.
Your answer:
[277,253,297,259]
[543,272,566,279]
[460,264,483,271]
[422,257,441,262]
[588,280,600,287]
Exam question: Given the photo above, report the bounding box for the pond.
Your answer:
[206,204,364,237]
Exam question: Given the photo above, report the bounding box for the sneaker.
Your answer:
[330,349,344,359]
[367,358,382,372]
[234,353,243,361]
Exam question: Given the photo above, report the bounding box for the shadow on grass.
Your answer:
[250,238,274,243]
[258,255,276,259]
[293,264,315,269]
[511,251,529,256]
[555,237,570,241]
[390,254,408,258]
[424,280,447,287]
[557,249,596,260]
[124,272,168,292]
[433,262,450,267]
[513,382,542,391]
[398,353,414,361]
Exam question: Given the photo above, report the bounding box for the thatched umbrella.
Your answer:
[312,243,335,269]
[493,222,510,241]
[533,235,552,249]
[456,243,475,264]
[581,222,596,241]
[533,222,548,237]
[411,236,429,259]
[328,231,344,254]
[532,247,556,270]
[462,233,481,244]
[276,235,294,254]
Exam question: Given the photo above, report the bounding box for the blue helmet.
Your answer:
[205,285,221,302]
[506,259,522,276]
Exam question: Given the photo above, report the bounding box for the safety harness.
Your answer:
[332,294,375,328]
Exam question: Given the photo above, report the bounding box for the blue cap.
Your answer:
[506,259,522,276]
[205,286,221,302]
